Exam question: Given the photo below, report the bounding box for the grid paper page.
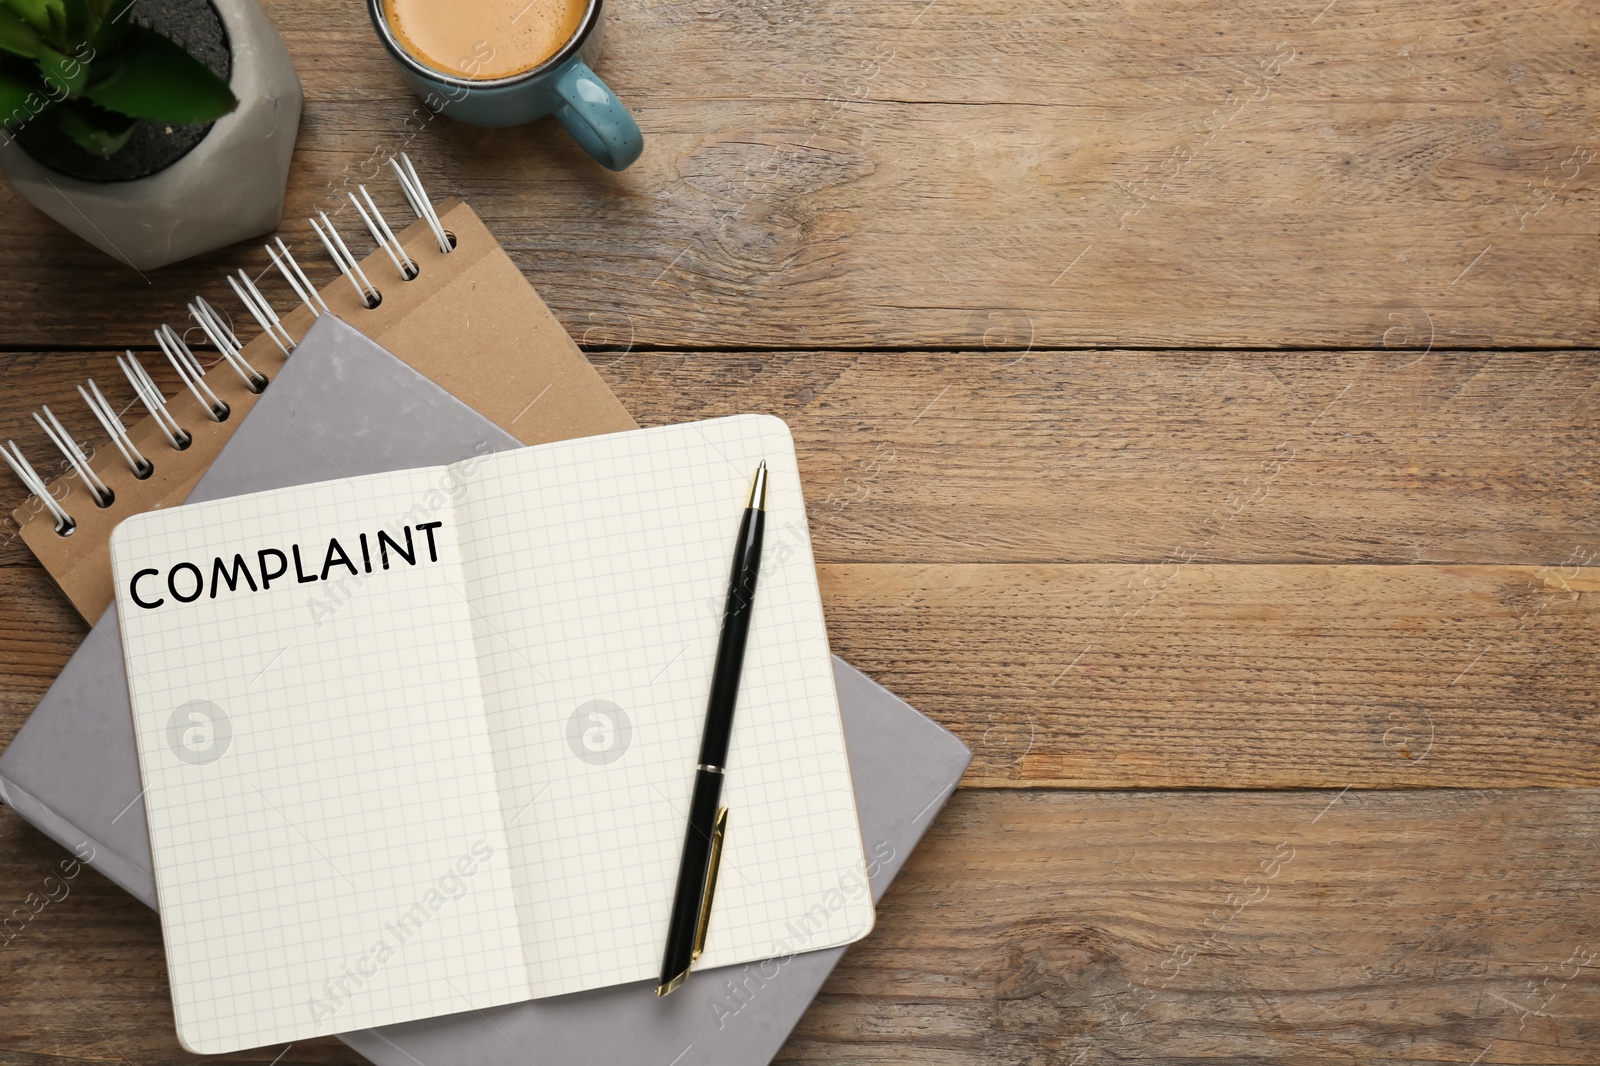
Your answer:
[112,469,532,1053]
[457,414,873,995]
[110,414,871,1052]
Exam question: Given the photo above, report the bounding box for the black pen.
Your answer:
[657,460,767,996]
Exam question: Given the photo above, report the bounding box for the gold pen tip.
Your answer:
[657,970,690,997]
[746,460,768,511]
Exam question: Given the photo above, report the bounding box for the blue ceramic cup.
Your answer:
[367,0,643,171]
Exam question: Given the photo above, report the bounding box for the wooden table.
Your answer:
[1,0,1596,1062]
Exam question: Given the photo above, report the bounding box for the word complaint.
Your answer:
[127,521,445,610]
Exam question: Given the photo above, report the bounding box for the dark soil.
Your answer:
[14,0,232,182]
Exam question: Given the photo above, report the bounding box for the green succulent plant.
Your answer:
[0,0,236,158]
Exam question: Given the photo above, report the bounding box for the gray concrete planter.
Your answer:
[0,0,302,271]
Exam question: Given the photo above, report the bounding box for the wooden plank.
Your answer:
[1,789,1595,1064]
[2,561,1594,791]
[608,349,1600,568]
[816,562,1599,788]
[3,349,1596,569]
[780,787,1600,1065]
[0,0,1593,348]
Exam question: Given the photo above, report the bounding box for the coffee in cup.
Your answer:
[381,0,587,80]
[368,0,644,169]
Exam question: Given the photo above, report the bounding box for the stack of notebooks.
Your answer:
[0,184,969,1064]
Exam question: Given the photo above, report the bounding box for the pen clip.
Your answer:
[691,807,729,962]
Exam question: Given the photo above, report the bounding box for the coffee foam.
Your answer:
[384,0,587,80]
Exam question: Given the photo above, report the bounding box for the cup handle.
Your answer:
[552,59,643,171]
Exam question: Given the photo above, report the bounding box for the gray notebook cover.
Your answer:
[0,315,971,1066]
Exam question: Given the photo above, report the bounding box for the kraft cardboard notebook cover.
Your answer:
[0,316,973,1066]
[12,198,635,623]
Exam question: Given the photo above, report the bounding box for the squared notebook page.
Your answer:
[457,414,874,996]
[111,468,532,1054]
[109,413,871,1052]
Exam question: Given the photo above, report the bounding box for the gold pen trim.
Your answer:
[746,461,768,511]
[656,807,730,996]
[691,806,729,962]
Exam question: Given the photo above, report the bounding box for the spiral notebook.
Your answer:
[0,313,972,1066]
[6,159,633,622]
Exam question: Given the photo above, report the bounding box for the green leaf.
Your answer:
[2,0,62,36]
[98,0,134,22]
[0,7,39,57]
[83,25,234,123]
[87,0,129,49]
[56,0,85,39]
[42,0,62,43]
[0,65,34,116]
[53,97,132,155]
[36,42,86,97]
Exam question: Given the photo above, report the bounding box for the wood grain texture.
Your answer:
[2,790,1595,1066]
[816,562,1599,787]
[0,0,1594,348]
[0,0,1595,1058]
[610,349,1600,567]
[2,558,1594,791]
[3,348,1596,568]
[782,787,1600,1066]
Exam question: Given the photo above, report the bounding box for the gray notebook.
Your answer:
[0,315,971,1066]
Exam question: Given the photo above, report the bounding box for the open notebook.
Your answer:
[108,414,872,1054]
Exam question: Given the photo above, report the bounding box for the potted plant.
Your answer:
[0,0,301,270]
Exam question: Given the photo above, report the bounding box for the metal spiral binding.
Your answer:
[189,297,268,393]
[312,210,381,309]
[5,160,451,535]
[1,441,73,535]
[352,184,418,281]
[34,406,114,507]
[393,153,452,253]
[233,269,292,354]
[260,238,329,340]
[156,323,231,423]
[118,350,192,452]
[79,378,153,479]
